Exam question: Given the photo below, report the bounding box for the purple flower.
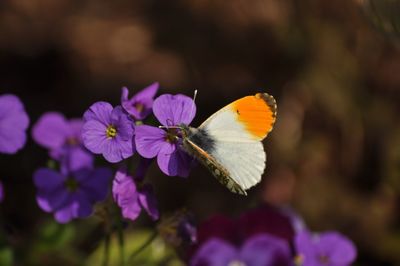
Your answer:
[295,230,357,266]
[135,94,196,177]
[112,160,159,221]
[190,234,292,266]
[121,82,159,120]
[33,167,112,223]
[82,102,135,163]
[158,210,197,248]
[32,112,93,171]
[0,94,29,154]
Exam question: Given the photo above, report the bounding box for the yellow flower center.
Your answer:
[318,254,330,265]
[106,125,117,138]
[66,137,79,146]
[165,128,179,143]
[135,102,144,113]
[228,260,247,266]
[65,178,79,192]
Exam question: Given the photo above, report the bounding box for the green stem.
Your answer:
[128,231,158,263]
[117,219,125,266]
[102,233,111,266]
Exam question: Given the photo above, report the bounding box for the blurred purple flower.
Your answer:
[295,230,357,266]
[32,112,93,171]
[112,161,159,221]
[82,102,135,163]
[196,204,295,248]
[190,234,292,266]
[121,82,159,120]
[135,94,196,177]
[0,94,29,154]
[158,210,197,249]
[33,167,112,223]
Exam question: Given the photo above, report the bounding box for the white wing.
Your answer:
[200,110,266,190]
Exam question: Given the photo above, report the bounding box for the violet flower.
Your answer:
[121,82,159,120]
[158,210,197,248]
[112,160,159,221]
[32,112,93,171]
[33,167,112,223]
[82,102,135,163]
[135,94,196,177]
[0,94,29,154]
[190,234,292,266]
[294,230,357,266]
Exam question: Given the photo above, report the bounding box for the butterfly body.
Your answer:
[181,92,277,196]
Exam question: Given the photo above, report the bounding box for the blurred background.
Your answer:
[1,0,400,265]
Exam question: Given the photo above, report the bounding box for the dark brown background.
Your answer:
[1,0,400,265]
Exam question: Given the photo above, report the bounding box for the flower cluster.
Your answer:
[32,112,113,223]
[32,112,93,171]
[30,83,197,223]
[188,204,357,266]
[0,94,29,201]
[78,83,197,222]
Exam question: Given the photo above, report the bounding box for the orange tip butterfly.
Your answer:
[180,93,277,195]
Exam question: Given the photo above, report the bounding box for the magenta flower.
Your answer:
[295,230,357,266]
[82,102,135,163]
[112,161,159,221]
[121,82,159,120]
[0,94,29,154]
[190,234,292,266]
[135,94,196,177]
[33,167,112,223]
[32,112,93,171]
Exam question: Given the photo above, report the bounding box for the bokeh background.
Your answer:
[1,0,400,265]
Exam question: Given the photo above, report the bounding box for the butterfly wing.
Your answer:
[185,93,277,194]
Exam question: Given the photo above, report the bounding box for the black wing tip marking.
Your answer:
[256,92,277,118]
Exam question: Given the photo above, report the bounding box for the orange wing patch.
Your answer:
[231,93,277,140]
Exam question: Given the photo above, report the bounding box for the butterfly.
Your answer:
[181,93,277,195]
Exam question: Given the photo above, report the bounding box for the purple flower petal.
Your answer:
[54,202,75,224]
[295,230,357,266]
[36,187,70,213]
[32,112,70,150]
[153,94,196,126]
[80,167,112,202]
[59,146,94,172]
[0,94,29,154]
[68,119,84,141]
[33,168,66,190]
[102,139,129,163]
[240,234,292,266]
[83,104,134,163]
[295,231,319,266]
[82,119,109,154]
[131,82,159,102]
[138,184,159,220]
[190,238,237,266]
[112,170,141,221]
[75,191,94,218]
[135,125,167,158]
[121,82,159,120]
[318,232,357,265]
[157,143,192,177]
[83,101,113,124]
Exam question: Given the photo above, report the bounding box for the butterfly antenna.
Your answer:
[158,125,182,129]
[189,89,198,120]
